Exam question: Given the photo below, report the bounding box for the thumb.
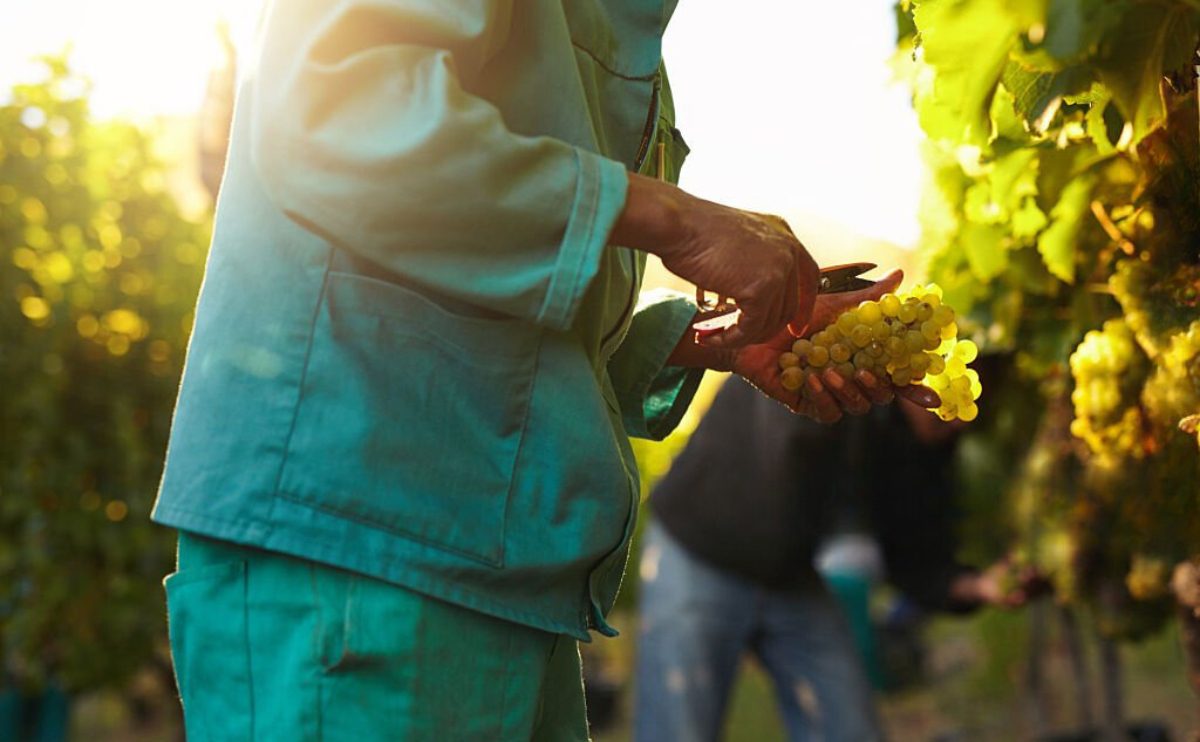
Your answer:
[790,269,905,336]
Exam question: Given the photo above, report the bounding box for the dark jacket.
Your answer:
[650,377,974,612]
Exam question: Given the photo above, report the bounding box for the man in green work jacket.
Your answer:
[152,0,935,738]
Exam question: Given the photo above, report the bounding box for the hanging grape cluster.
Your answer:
[1142,320,1200,432]
[776,283,981,421]
[1068,319,1148,462]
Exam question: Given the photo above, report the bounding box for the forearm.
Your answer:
[609,172,695,257]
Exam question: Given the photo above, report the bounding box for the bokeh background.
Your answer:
[3,1,1199,740]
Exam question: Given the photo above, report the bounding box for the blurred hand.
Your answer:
[612,173,818,348]
[726,269,940,422]
[953,560,1053,609]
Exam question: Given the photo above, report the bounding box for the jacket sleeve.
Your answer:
[249,0,628,331]
[606,288,705,441]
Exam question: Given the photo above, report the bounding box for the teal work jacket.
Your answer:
[151,0,703,640]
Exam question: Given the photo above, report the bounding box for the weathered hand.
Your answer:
[611,173,818,349]
[728,269,939,422]
[660,207,818,350]
[967,560,1054,609]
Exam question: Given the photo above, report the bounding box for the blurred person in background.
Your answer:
[635,372,1042,742]
[151,1,936,739]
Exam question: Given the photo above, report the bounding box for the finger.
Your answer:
[779,250,801,337]
[822,369,871,416]
[787,253,820,337]
[896,384,940,409]
[805,373,842,423]
[855,370,894,406]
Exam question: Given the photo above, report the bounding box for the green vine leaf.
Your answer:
[1094,3,1200,146]
[1037,174,1095,283]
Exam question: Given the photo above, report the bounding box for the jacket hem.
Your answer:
[151,501,597,642]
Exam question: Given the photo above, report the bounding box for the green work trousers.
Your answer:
[164,532,590,741]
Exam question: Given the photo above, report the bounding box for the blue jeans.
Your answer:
[633,522,883,742]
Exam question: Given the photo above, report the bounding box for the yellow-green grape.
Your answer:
[953,339,978,363]
[812,329,835,347]
[858,301,883,324]
[920,320,940,342]
[904,331,925,354]
[836,311,859,335]
[880,294,901,317]
[932,305,954,327]
[773,282,980,422]
[781,366,806,391]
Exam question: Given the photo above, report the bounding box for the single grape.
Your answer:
[781,366,805,391]
[836,311,859,335]
[808,346,830,367]
[953,339,978,363]
[858,301,883,324]
[880,294,901,317]
[792,338,813,358]
[779,352,801,369]
[830,343,852,363]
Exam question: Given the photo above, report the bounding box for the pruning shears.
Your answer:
[692,262,878,336]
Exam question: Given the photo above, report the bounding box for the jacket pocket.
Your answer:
[278,271,541,567]
[165,560,253,741]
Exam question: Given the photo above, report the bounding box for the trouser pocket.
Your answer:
[165,557,252,741]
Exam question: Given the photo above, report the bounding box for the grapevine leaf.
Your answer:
[1033,0,1128,65]
[1094,3,1200,146]
[1002,62,1092,132]
[962,221,1011,281]
[914,0,1036,144]
[1012,196,1050,238]
[1037,174,1094,283]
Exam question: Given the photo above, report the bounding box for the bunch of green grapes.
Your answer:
[777,283,981,421]
[1111,259,1200,358]
[1068,319,1148,460]
[1126,553,1170,601]
[1142,320,1200,431]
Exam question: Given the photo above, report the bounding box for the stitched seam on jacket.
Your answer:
[570,41,658,81]
[267,247,335,525]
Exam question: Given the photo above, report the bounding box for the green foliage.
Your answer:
[0,57,210,692]
[903,0,1200,638]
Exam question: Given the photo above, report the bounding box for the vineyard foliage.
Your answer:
[0,58,210,691]
[901,0,1200,636]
